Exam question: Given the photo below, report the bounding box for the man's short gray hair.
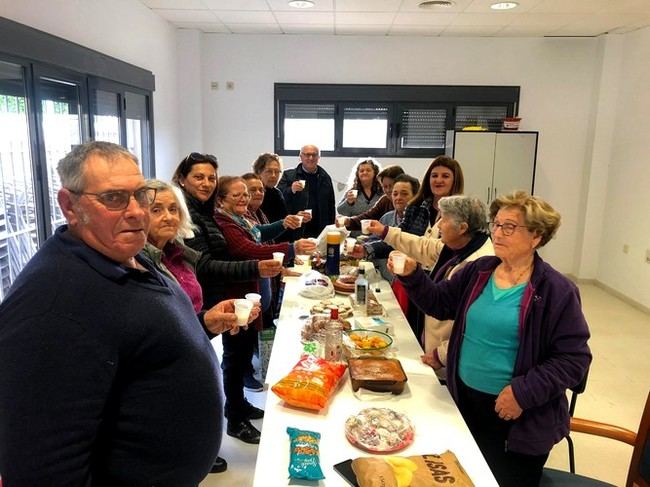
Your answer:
[146,179,196,240]
[57,141,139,192]
[438,195,488,236]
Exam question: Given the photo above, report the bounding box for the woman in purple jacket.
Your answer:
[389,191,591,487]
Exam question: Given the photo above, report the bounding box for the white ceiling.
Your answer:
[138,0,650,37]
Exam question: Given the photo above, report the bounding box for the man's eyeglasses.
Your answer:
[488,221,528,236]
[184,152,218,165]
[70,187,157,211]
[300,152,319,158]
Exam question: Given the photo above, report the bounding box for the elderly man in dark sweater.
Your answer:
[0,142,223,485]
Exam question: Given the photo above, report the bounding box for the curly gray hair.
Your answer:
[438,195,488,236]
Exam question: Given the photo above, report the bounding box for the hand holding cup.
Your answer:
[295,238,317,255]
[299,209,313,223]
[387,251,417,276]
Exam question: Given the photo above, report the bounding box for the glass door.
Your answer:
[125,91,152,176]
[34,72,87,235]
[0,60,39,299]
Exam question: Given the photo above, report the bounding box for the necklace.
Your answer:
[502,262,532,285]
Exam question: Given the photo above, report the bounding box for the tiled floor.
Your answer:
[200,283,650,486]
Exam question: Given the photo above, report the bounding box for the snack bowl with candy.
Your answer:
[343,329,392,357]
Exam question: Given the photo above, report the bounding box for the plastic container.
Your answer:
[503,117,521,130]
[325,231,341,276]
[348,357,408,394]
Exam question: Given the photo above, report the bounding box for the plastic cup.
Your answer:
[303,209,312,216]
[350,189,358,199]
[392,253,406,275]
[234,299,253,326]
[296,215,304,226]
[245,292,261,304]
[298,179,306,189]
[345,237,356,254]
[273,251,285,264]
[361,219,371,235]
[336,215,346,226]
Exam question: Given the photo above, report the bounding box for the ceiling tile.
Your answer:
[201,0,270,10]
[273,11,335,23]
[336,24,391,35]
[597,0,650,14]
[266,0,335,11]
[335,12,396,25]
[152,9,218,22]
[388,25,444,35]
[393,12,458,26]
[510,13,584,27]
[463,0,541,14]
[451,12,517,26]
[174,21,230,33]
[227,23,283,33]
[498,25,559,36]
[335,0,402,12]
[140,0,205,8]
[214,10,276,23]
[530,0,610,14]
[399,0,474,13]
[442,24,504,35]
[281,24,335,34]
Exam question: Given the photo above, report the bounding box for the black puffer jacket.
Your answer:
[183,191,259,308]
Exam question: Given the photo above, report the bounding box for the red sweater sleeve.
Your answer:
[217,215,290,261]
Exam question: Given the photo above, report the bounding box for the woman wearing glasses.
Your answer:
[172,153,283,449]
[389,191,591,487]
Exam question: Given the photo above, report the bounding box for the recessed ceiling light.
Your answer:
[288,0,315,8]
[490,2,519,10]
[419,0,455,9]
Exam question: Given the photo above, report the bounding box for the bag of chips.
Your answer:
[351,451,474,487]
[286,427,325,480]
[271,354,347,410]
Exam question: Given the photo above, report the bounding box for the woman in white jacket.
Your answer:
[373,195,494,380]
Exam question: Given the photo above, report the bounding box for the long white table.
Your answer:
[253,270,498,486]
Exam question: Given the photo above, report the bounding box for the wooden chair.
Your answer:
[541,391,650,487]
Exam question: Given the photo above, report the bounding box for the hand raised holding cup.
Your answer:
[233,299,254,331]
[294,238,317,255]
[388,251,416,277]
[300,209,313,223]
[292,180,306,193]
[346,189,358,204]
[283,214,302,229]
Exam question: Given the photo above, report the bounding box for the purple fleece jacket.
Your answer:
[399,253,592,456]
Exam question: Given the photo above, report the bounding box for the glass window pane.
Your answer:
[92,89,121,144]
[400,108,447,149]
[342,106,388,149]
[125,91,150,172]
[0,61,39,300]
[283,103,335,151]
[455,105,508,131]
[39,77,82,233]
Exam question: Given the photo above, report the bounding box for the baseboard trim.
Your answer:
[573,278,650,315]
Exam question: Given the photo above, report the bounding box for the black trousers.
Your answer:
[456,379,549,487]
[221,326,257,423]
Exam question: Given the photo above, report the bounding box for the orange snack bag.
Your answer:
[272,354,347,410]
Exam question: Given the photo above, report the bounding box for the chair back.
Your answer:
[628,391,650,487]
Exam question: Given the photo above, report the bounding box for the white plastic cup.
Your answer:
[392,253,406,275]
[296,215,304,226]
[273,251,285,264]
[336,215,347,226]
[361,219,372,235]
[303,209,312,216]
[350,189,358,199]
[345,237,356,254]
[234,299,253,326]
[298,179,306,189]
[245,292,261,304]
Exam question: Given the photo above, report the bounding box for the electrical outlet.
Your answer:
[210,81,219,90]
[226,81,235,90]
[623,244,629,254]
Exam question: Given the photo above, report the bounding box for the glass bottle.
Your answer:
[355,267,368,306]
[324,308,343,362]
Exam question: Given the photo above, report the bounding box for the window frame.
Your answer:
[274,83,519,158]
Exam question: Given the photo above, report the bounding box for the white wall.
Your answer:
[1,0,181,177]
[194,33,600,275]
[595,27,650,308]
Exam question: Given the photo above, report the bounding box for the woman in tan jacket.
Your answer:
[369,195,494,380]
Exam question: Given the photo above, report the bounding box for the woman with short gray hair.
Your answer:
[382,195,494,378]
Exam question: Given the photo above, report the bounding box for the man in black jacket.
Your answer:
[278,144,335,238]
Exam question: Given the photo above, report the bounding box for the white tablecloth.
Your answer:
[253,271,498,486]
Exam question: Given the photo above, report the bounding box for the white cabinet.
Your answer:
[452,131,538,206]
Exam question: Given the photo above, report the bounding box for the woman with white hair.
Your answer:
[142,179,261,475]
